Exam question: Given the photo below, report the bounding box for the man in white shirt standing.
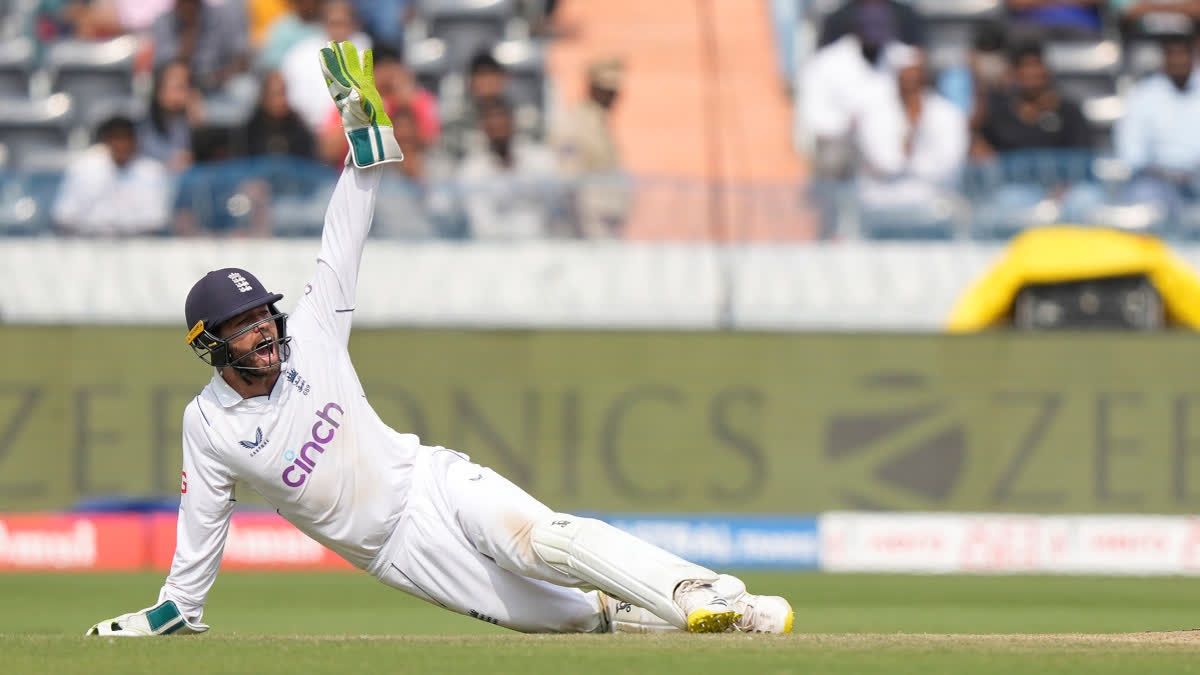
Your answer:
[85,41,792,638]
[52,116,171,237]
[855,47,968,228]
[1115,31,1200,220]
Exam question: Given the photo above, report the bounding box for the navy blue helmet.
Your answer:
[184,268,291,369]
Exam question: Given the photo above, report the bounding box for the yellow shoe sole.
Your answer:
[686,608,741,633]
[783,608,794,634]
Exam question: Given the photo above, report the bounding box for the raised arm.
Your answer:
[296,164,382,345]
[291,40,404,347]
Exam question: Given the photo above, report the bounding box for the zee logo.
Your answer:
[281,402,344,487]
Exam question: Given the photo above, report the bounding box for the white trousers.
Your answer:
[373,447,607,633]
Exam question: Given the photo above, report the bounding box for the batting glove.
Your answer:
[85,599,208,637]
[320,40,405,168]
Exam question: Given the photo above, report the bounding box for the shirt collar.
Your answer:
[210,371,244,408]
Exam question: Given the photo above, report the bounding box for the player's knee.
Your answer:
[529,512,591,566]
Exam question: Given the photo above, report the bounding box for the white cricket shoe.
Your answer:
[713,574,794,633]
[673,580,741,633]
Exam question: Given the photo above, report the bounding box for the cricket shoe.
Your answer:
[674,580,741,633]
[713,574,794,633]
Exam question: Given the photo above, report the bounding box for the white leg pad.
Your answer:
[601,592,679,633]
[529,514,717,630]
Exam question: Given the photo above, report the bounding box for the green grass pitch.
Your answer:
[5,572,1200,674]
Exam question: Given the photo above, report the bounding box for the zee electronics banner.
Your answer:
[10,328,1200,516]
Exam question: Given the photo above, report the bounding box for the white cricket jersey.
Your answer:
[157,166,421,624]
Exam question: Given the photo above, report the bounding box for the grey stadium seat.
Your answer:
[0,93,73,169]
[493,39,543,111]
[407,38,450,96]
[420,0,515,70]
[1045,40,1122,80]
[46,36,137,111]
[0,36,34,98]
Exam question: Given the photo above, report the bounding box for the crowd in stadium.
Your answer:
[9,0,1200,240]
[797,0,1200,238]
[0,0,632,239]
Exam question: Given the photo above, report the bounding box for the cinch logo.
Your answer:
[228,272,253,293]
[281,402,344,488]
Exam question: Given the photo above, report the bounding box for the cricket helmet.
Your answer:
[184,268,291,369]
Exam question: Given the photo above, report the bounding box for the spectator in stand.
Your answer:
[972,43,1100,228]
[1006,0,1104,39]
[855,47,968,220]
[258,0,324,71]
[802,0,912,177]
[139,60,204,173]
[373,105,451,238]
[974,43,1092,159]
[35,0,124,39]
[348,0,411,50]
[249,0,292,47]
[458,97,558,239]
[551,56,632,238]
[818,0,926,48]
[444,50,511,156]
[469,50,510,104]
[317,46,438,165]
[1115,33,1200,216]
[53,116,171,237]
[150,0,251,94]
[239,70,315,159]
[280,0,371,133]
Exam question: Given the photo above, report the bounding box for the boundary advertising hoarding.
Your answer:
[3,328,1200,514]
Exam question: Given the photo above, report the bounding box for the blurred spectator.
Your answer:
[801,0,911,177]
[1115,33,1200,216]
[458,97,558,239]
[348,0,411,51]
[444,49,512,158]
[373,105,456,238]
[317,46,438,165]
[818,0,926,48]
[281,0,371,132]
[937,22,1010,127]
[1006,0,1104,39]
[855,47,968,218]
[35,0,124,39]
[551,56,632,238]
[258,0,323,71]
[174,127,272,237]
[469,50,510,104]
[239,70,315,159]
[53,116,171,237]
[249,0,292,47]
[150,0,251,94]
[138,60,203,172]
[974,43,1092,159]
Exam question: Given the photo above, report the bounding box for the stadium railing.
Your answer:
[9,151,1200,242]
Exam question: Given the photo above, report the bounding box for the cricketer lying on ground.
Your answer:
[84,41,792,638]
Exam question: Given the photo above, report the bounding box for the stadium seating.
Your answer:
[0,36,33,98]
[420,0,518,70]
[45,36,138,112]
[0,93,73,167]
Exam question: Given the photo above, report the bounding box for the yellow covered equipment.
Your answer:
[947,226,1200,332]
